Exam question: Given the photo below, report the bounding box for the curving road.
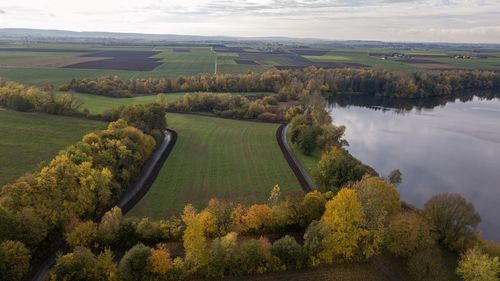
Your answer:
[276,123,314,192]
[27,129,177,281]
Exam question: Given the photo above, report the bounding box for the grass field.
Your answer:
[129,113,300,218]
[0,109,106,186]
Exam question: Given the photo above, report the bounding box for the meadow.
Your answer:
[0,109,106,186]
[129,113,300,218]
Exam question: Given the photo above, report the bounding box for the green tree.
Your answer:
[314,147,375,192]
[303,220,330,266]
[118,243,151,281]
[206,232,238,278]
[457,247,500,281]
[0,240,31,281]
[423,193,481,252]
[97,206,123,246]
[271,235,304,269]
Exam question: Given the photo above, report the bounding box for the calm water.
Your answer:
[328,96,500,240]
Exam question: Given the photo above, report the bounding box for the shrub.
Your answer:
[66,221,98,249]
[407,247,450,281]
[236,238,277,274]
[206,232,238,278]
[50,247,116,281]
[271,236,304,270]
[457,247,500,281]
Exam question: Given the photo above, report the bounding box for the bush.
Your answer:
[271,236,304,269]
[407,247,450,281]
[206,232,238,278]
[50,247,116,281]
[236,238,277,274]
[457,247,500,281]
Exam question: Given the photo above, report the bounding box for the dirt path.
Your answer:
[26,129,177,281]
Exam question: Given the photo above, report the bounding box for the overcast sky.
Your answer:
[1,0,499,43]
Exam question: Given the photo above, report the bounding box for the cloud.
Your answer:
[0,10,5,14]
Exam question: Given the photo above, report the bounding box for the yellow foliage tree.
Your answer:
[320,188,366,263]
[182,204,208,270]
[148,244,173,275]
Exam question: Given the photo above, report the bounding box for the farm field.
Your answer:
[0,43,498,87]
[129,113,301,218]
[0,109,106,186]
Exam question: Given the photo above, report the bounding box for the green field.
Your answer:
[129,113,300,218]
[0,109,106,186]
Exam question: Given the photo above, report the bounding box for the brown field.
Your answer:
[0,56,106,68]
[63,50,162,71]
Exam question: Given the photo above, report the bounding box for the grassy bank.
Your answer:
[129,113,300,218]
[0,109,106,186]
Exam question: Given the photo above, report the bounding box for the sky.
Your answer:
[1,0,500,43]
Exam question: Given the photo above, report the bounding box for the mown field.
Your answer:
[129,113,300,218]
[0,109,106,186]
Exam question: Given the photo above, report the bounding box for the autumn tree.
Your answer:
[385,212,434,257]
[457,247,500,281]
[300,191,326,227]
[97,206,123,246]
[423,193,481,251]
[50,247,116,281]
[407,247,450,281]
[206,232,238,278]
[182,204,208,269]
[320,188,367,262]
[243,204,274,233]
[0,240,31,281]
[303,220,330,266]
[66,221,98,249]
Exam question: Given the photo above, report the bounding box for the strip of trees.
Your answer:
[61,68,500,99]
[42,178,499,281]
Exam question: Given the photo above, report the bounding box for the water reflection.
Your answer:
[328,95,500,240]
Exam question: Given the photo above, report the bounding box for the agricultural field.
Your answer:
[0,43,498,87]
[129,113,301,218]
[0,109,106,186]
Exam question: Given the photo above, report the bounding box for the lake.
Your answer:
[329,95,500,241]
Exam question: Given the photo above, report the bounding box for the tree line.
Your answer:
[25,179,498,281]
[61,68,500,99]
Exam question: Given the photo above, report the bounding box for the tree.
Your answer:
[352,177,401,259]
[118,243,151,281]
[407,247,450,281]
[236,238,276,274]
[314,147,375,193]
[148,244,173,278]
[206,232,238,278]
[97,206,123,245]
[387,169,402,186]
[0,240,31,281]
[385,212,434,257]
[457,247,500,281]
[66,221,98,249]
[243,204,274,233]
[268,185,281,206]
[320,188,367,262]
[182,205,208,269]
[300,191,326,227]
[297,126,320,155]
[50,247,116,281]
[303,220,330,266]
[423,193,481,251]
[271,235,304,269]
